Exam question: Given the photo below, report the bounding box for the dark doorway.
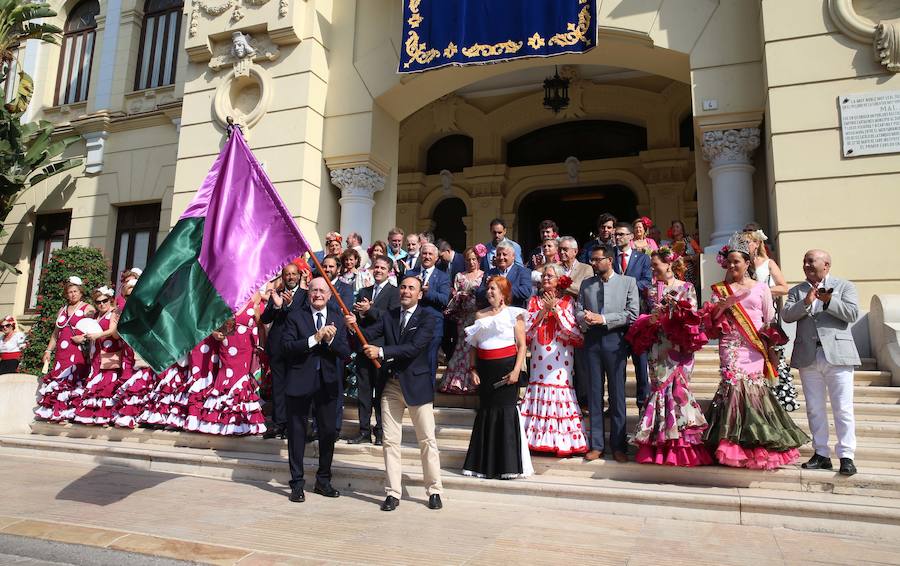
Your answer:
[517,185,638,255]
[433,197,468,252]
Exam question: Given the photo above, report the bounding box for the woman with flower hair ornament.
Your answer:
[631,217,659,254]
[627,248,712,466]
[35,276,95,422]
[703,235,809,469]
[520,264,587,456]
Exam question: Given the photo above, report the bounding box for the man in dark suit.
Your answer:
[612,222,652,410]
[406,242,450,377]
[260,263,303,439]
[344,256,399,445]
[281,277,350,503]
[476,242,532,308]
[319,254,354,310]
[347,276,443,512]
[579,213,617,264]
[397,233,421,278]
[437,240,465,279]
[576,243,639,463]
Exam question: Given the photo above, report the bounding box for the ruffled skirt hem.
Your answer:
[635,439,713,467]
[713,440,801,470]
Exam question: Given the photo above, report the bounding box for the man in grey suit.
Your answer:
[576,243,639,463]
[783,249,860,476]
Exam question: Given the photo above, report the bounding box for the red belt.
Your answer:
[476,345,517,360]
[1,352,21,360]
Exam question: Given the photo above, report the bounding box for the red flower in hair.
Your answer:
[639,216,653,229]
[558,275,573,290]
[666,227,674,239]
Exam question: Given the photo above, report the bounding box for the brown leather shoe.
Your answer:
[584,450,604,461]
[613,451,628,463]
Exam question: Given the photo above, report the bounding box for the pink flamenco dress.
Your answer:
[629,281,713,466]
[520,294,588,457]
[198,307,266,435]
[702,281,810,469]
[34,304,92,422]
[73,312,126,425]
[138,354,190,428]
[181,336,220,432]
[112,342,157,429]
[440,271,483,394]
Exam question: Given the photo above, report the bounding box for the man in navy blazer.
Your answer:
[437,240,466,279]
[347,275,443,512]
[476,243,532,308]
[281,277,350,503]
[405,242,450,377]
[344,256,400,445]
[613,222,652,409]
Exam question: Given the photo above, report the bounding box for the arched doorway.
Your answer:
[517,185,638,254]
[433,197,468,252]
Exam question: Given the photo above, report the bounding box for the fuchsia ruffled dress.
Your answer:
[74,312,125,425]
[629,281,712,467]
[34,304,92,422]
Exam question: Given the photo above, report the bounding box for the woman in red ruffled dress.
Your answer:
[112,279,158,428]
[180,335,220,432]
[74,287,126,425]
[35,277,95,422]
[629,249,712,466]
[198,300,266,435]
[138,349,190,428]
[520,264,587,457]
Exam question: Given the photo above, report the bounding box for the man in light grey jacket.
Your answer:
[783,249,860,476]
[576,243,639,463]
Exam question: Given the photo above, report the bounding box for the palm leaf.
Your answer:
[29,157,82,186]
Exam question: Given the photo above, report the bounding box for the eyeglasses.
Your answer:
[95,298,111,305]
[614,232,630,237]
[0,324,11,329]
[590,256,611,263]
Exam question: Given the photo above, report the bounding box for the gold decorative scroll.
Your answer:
[461,40,523,58]
[548,5,592,47]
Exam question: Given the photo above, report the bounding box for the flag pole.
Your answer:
[305,251,381,369]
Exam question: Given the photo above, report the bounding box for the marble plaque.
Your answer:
[839,90,900,157]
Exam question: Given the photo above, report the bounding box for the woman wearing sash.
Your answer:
[703,237,809,469]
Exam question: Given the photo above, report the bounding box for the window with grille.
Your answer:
[27,212,72,311]
[111,203,161,284]
[134,0,183,91]
[54,0,99,106]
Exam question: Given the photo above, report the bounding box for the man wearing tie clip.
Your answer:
[783,249,860,476]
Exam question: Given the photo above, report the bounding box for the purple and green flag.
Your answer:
[118,129,311,373]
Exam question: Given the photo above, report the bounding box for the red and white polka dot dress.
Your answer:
[74,312,125,425]
[138,355,190,428]
[182,336,220,432]
[521,294,588,457]
[198,304,266,435]
[34,304,91,422]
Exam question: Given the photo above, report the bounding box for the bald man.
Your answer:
[783,249,860,476]
[281,277,351,501]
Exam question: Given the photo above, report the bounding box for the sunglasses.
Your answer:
[1,324,11,329]
[95,298,111,305]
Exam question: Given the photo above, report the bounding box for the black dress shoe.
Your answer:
[373,435,383,446]
[428,494,442,510]
[263,426,286,440]
[346,433,372,445]
[839,458,858,476]
[380,495,399,511]
[289,488,305,503]
[313,483,340,498]
[801,454,833,470]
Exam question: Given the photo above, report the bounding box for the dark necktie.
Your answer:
[316,312,324,330]
[372,284,381,302]
[400,310,409,334]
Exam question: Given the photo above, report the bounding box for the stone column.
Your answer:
[329,165,386,246]
[701,128,760,248]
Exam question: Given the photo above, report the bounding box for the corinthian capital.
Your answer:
[329,166,386,198]
[701,128,760,166]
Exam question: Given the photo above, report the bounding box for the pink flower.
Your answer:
[474,243,488,258]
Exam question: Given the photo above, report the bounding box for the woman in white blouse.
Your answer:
[0,315,27,374]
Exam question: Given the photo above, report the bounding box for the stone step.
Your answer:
[2,432,899,539]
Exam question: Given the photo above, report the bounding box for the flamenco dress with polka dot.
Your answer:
[198,306,266,435]
[74,312,127,425]
[138,351,191,428]
[521,294,588,457]
[112,340,157,429]
[181,336,220,432]
[34,304,92,422]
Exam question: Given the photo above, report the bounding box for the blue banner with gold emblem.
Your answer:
[399,0,596,73]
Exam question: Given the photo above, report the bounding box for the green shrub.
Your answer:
[20,246,110,375]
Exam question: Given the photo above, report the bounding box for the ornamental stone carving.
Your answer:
[329,166,386,198]
[828,0,900,73]
[701,128,760,166]
[209,32,279,74]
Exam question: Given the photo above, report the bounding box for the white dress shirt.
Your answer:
[307,305,334,347]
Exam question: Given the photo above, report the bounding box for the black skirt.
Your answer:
[463,355,523,479]
[0,358,19,374]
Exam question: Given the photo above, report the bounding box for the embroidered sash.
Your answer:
[711,282,776,382]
